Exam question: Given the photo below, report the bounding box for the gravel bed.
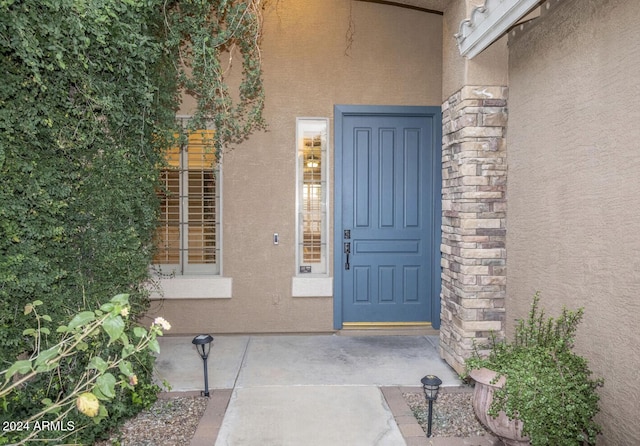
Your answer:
[94,396,208,446]
[93,390,486,444]
[403,390,491,438]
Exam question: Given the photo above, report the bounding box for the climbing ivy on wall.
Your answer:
[0,0,265,443]
[166,0,267,153]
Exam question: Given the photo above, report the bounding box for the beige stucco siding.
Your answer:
[506,0,640,443]
[149,0,443,334]
[441,0,508,100]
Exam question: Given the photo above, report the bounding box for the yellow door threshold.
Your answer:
[338,322,438,336]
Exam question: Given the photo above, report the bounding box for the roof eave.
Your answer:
[456,0,541,59]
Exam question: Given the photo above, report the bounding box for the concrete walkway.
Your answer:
[154,334,482,446]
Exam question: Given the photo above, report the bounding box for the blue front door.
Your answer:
[334,105,441,328]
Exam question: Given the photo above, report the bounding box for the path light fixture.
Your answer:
[421,374,442,438]
[192,334,214,397]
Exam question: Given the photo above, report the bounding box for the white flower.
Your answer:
[153,317,171,331]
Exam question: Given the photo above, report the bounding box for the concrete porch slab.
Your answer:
[156,335,460,392]
[236,335,460,388]
[155,335,249,391]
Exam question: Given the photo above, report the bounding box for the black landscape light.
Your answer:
[192,334,214,397]
[421,374,442,438]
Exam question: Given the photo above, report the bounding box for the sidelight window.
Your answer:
[296,118,328,275]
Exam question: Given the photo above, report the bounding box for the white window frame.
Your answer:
[154,117,222,277]
[295,118,329,277]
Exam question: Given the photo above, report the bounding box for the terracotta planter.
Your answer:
[469,367,531,446]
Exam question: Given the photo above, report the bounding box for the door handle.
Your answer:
[344,242,351,270]
[344,230,351,270]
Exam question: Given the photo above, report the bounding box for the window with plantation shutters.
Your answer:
[154,129,220,275]
[296,118,328,275]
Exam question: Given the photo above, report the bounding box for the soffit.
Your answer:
[355,0,446,14]
[355,0,544,59]
[390,0,446,12]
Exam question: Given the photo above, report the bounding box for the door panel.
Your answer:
[334,106,441,327]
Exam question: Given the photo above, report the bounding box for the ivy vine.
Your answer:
[0,0,266,443]
[164,0,266,154]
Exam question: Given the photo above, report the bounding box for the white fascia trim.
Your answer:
[456,0,540,59]
[150,276,232,300]
[292,277,333,297]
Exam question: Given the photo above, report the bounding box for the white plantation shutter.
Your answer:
[154,129,220,275]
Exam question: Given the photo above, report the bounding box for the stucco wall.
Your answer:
[442,0,508,101]
[149,0,443,334]
[506,0,640,443]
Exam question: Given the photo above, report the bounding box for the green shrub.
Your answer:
[1,295,169,445]
[1,0,265,443]
[465,293,603,446]
[0,0,173,355]
[0,1,174,443]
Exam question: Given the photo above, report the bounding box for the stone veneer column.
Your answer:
[439,85,508,374]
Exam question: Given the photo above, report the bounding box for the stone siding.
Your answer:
[439,86,508,374]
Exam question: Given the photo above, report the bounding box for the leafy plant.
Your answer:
[465,293,603,446]
[164,0,267,156]
[1,0,265,443]
[0,294,170,445]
